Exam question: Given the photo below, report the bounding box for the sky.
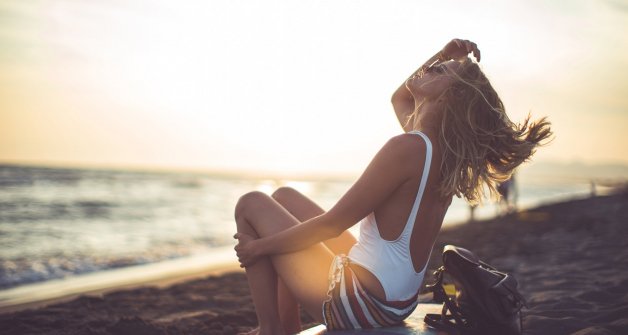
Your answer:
[1,0,627,176]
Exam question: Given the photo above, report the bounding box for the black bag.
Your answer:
[424,245,527,335]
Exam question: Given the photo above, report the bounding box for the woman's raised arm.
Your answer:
[391,39,481,132]
[391,50,446,132]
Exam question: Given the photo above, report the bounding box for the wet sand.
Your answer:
[1,190,627,334]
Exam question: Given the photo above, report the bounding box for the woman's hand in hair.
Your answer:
[234,232,263,268]
[441,39,481,62]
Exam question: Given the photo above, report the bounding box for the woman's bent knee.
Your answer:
[234,191,272,220]
[271,186,300,202]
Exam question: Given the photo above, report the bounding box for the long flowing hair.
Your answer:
[428,58,552,204]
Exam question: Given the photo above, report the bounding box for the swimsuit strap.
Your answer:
[402,130,433,236]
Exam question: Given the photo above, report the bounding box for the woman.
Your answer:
[234,38,552,334]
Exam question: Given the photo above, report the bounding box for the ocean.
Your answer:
[0,164,602,291]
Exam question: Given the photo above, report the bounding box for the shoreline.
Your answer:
[1,191,627,334]
[0,247,240,314]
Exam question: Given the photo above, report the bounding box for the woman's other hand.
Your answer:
[441,39,481,62]
[234,232,263,268]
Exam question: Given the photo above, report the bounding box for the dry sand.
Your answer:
[1,190,627,334]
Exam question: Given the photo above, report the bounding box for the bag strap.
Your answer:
[424,314,463,335]
[424,267,472,332]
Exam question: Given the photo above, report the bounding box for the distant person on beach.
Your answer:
[497,173,518,215]
[233,39,552,334]
[468,203,478,222]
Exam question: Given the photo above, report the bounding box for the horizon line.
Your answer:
[0,159,359,182]
[3,158,628,180]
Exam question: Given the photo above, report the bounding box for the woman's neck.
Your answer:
[411,99,443,136]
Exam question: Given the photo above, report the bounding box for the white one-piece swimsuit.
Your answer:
[348,130,433,301]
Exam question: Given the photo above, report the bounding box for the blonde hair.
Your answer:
[429,58,552,204]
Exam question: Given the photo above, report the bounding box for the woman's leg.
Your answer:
[270,187,357,332]
[234,196,283,335]
[234,191,336,334]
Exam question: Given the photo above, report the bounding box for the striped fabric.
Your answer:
[322,255,419,330]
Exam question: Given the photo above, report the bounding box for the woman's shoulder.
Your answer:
[385,132,429,153]
[379,133,430,167]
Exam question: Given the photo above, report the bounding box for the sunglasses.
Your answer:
[426,63,447,74]
[414,63,447,79]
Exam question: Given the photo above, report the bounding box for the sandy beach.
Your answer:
[1,190,627,335]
